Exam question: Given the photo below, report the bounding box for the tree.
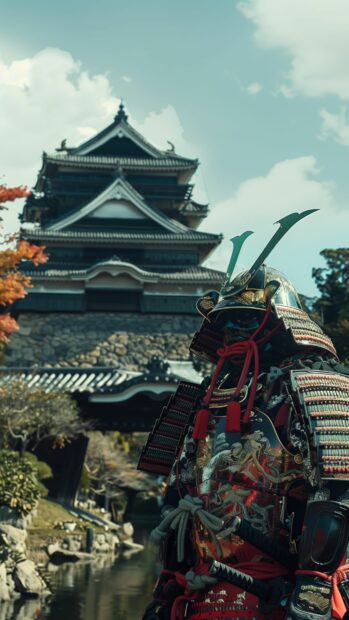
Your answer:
[312,248,349,360]
[0,378,89,454]
[84,432,157,515]
[0,185,47,343]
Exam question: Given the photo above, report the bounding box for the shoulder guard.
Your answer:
[275,305,338,358]
[189,320,222,363]
[137,381,204,476]
[290,369,349,481]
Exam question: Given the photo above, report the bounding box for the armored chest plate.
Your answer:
[290,370,349,481]
[194,408,304,561]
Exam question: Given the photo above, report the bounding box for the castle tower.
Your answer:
[19,103,222,311]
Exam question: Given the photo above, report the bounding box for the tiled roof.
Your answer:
[45,176,190,235]
[69,110,197,162]
[0,367,168,394]
[45,153,197,170]
[0,360,202,394]
[22,228,222,245]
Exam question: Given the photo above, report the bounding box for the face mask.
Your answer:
[224,318,260,332]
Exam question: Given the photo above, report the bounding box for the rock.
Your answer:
[66,537,81,552]
[0,507,26,529]
[96,534,106,545]
[0,564,10,601]
[47,542,60,557]
[13,560,47,595]
[3,313,202,368]
[113,344,127,355]
[107,334,117,343]
[105,532,119,547]
[47,544,93,564]
[109,535,119,553]
[18,326,31,336]
[120,522,134,539]
[94,542,110,554]
[117,333,129,344]
[0,525,27,545]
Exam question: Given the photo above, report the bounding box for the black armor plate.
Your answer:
[137,381,204,475]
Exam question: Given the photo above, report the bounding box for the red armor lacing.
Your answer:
[193,306,279,439]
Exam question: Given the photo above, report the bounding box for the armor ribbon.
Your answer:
[150,495,224,562]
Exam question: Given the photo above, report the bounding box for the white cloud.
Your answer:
[246,81,263,95]
[239,0,349,100]
[133,105,207,203]
[319,107,349,145]
[203,156,346,294]
[121,75,132,83]
[0,48,197,231]
[77,126,98,138]
[133,105,194,156]
[0,48,119,188]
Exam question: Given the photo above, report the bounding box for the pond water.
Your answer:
[6,521,160,620]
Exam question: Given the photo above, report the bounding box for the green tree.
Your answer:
[0,451,42,514]
[312,248,349,360]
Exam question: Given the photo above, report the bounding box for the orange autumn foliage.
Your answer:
[0,185,47,343]
[0,186,31,204]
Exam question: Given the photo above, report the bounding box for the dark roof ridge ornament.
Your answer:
[55,139,74,154]
[55,139,68,153]
[146,355,170,378]
[114,101,128,124]
[166,140,176,154]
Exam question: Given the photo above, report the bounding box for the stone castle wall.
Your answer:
[4,313,202,371]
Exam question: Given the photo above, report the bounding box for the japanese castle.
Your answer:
[3,103,224,500]
[19,102,223,314]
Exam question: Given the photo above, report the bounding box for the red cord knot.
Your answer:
[193,305,274,440]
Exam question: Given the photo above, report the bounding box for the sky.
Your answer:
[1,0,349,295]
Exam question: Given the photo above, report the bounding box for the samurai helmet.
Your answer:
[194,209,337,359]
[197,209,317,323]
[207,264,302,326]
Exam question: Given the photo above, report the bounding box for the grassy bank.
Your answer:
[27,498,95,563]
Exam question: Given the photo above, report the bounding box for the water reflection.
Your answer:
[9,521,159,620]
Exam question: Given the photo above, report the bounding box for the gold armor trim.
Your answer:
[299,590,329,612]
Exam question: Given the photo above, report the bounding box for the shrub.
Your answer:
[0,450,43,515]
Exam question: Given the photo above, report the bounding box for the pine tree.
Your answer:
[313,248,349,360]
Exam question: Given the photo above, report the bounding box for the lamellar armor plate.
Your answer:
[290,370,349,481]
